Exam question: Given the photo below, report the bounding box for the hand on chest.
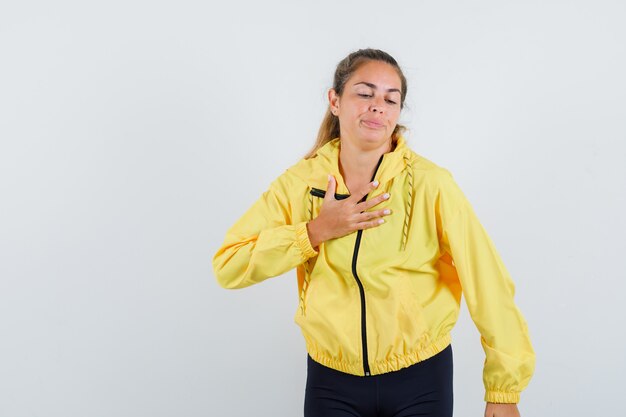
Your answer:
[308,178,441,274]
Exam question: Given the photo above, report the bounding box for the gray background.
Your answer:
[1,0,625,416]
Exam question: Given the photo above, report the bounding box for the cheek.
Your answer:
[354,103,370,114]
[346,105,368,120]
[387,109,401,123]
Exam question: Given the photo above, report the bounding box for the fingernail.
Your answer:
[328,174,332,181]
[383,193,390,199]
[383,209,391,215]
[378,218,385,224]
[372,180,379,187]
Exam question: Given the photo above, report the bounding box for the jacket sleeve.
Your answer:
[437,169,536,404]
[212,173,318,289]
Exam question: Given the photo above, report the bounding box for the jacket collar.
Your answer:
[289,135,412,195]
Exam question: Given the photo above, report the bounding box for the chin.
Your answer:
[342,126,391,148]
[359,129,389,144]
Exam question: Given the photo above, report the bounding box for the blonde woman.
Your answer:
[213,48,535,417]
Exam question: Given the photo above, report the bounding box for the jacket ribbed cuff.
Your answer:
[485,390,520,404]
[296,222,318,259]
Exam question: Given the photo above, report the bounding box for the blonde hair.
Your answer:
[304,48,408,159]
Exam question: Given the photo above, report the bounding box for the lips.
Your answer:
[362,119,384,128]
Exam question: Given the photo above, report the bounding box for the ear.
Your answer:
[328,88,340,114]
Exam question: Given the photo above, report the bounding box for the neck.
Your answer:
[338,137,393,184]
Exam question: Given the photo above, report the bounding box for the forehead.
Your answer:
[348,60,402,90]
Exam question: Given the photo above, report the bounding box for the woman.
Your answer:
[213,48,535,417]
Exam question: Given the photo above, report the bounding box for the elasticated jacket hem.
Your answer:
[295,221,319,259]
[485,391,521,404]
[306,333,453,376]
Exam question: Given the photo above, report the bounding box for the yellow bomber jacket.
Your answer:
[212,136,535,404]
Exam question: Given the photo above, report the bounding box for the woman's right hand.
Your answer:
[306,174,392,249]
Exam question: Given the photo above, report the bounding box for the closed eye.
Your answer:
[358,93,398,105]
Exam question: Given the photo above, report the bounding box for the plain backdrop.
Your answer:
[1,1,625,416]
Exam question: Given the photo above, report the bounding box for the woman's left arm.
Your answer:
[437,169,536,406]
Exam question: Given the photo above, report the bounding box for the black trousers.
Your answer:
[304,344,453,417]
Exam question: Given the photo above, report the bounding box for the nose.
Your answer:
[370,97,385,114]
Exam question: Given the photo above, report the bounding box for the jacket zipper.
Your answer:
[351,154,385,377]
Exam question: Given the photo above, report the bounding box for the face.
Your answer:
[329,60,403,150]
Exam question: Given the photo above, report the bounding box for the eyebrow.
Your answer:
[353,81,401,94]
